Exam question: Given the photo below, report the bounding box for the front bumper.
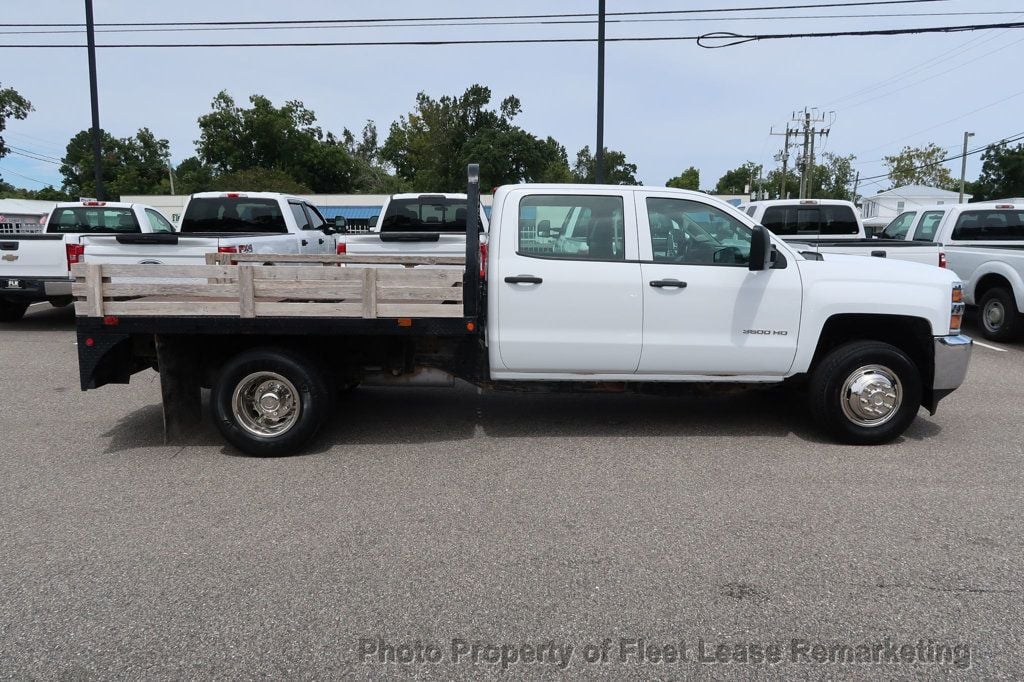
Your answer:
[927,334,973,413]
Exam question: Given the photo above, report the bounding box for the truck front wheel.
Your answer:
[0,300,29,322]
[978,287,1021,341]
[809,341,922,445]
[211,348,331,457]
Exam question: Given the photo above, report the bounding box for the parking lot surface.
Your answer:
[1,304,1021,679]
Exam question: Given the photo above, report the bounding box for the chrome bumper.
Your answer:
[933,334,973,391]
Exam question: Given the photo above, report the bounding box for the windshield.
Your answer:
[379,197,483,233]
[181,197,287,233]
[47,206,139,234]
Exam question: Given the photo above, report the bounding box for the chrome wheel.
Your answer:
[983,299,1006,334]
[840,364,903,427]
[231,371,301,438]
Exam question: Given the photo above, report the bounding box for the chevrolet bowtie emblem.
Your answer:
[1,254,17,262]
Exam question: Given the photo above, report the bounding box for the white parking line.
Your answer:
[974,340,1007,352]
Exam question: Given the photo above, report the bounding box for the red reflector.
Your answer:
[102,315,119,326]
[939,252,947,269]
[466,321,476,332]
[336,242,347,254]
[225,193,241,198]
[85,337,95,347]
[995,204,1013,209]
[397,318,413,327]
[479,242,488,279]
[218,246,238,254]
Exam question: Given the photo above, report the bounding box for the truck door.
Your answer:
[491,190,643,374]
[288,201,329,254]
[636,193,802,376]
[303,203,335,254]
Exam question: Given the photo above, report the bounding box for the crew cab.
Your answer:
[336,193,487,259]
[739,199,944,267]
[883,201,1024,340]
[0,200,174,321]
[81,192,336,265]
[73,166,971,456]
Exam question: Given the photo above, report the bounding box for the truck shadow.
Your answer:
[99,383,943,456]
[0,304,75,331]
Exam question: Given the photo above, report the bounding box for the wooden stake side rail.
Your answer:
[70,260,465,320]
[207,252,467,267]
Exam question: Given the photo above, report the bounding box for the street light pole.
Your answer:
[595,0,606,184]
[959,131,974,204]
[84,0,105,200]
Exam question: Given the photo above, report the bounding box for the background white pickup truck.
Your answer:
[336,193,487,259]
[0,201,174,321]
[739,199,944,268]
[884,201,1024,339]
[82,192,336,265]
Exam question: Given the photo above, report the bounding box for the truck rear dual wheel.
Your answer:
[211,348,332,457]
[809,341,922,445]
[0,300,29,322]
[979,287,1022,341]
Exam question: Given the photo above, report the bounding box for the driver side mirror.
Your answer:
[332,216,348,233]
[536,219,552,238]
[748,224,772,271]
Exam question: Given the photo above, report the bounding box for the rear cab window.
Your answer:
[760,204,859,236]
[379,197,482,233]
[48,206,140,234]
[180,197,287,233]
[951,209,1024,241]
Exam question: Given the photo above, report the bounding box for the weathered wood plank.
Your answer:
[362,268,377,319]
[254,302,365,317]
[79,283,240,298]
[374,269,463,285]
[238,266,255,318]
[88,263,104,317]
[102,300,243,316]
[252,281,364,299]
[376,286,464,302]
[251,266,365,282]
[220,253,466,266]
[376,304,465,318]
[80,264,239,280]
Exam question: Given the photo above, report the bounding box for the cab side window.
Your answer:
[289,202,312,230]
[647,197,752,266]
[518,195,625,261]
[145,209,175,233]
[882,211,917,239]
[913,211,944,241]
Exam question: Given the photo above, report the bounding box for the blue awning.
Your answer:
[318,206,382,220]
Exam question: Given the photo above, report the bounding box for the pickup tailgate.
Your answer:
[82,234,223,264]
[0,235,69,278]
[342,232,474,257]
[787,239,943,267]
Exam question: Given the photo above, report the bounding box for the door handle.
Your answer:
[504,275,543,284]
[301,239,309,247]
[871,250,886,258]
[649,279,687,288]
[318,238,324,245]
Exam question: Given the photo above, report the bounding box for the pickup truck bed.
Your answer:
[785,237,944,267]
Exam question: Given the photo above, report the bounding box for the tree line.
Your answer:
[2,80,1023,202]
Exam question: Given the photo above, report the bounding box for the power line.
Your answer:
[7,149,62,165]
[6,145,63,163]
[0,0,952,28]
[1,20,1021,49]
[0,166,53,186]
[3,10,1013,36]
[856,131,1024,183]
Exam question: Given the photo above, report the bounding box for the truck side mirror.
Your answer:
[749,224,772,271]
[332,216,348,234]
[536,219,551,238]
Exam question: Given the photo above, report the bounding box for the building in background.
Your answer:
[861,185,970,221]
[0,198,58,234]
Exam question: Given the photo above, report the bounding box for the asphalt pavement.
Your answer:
[0,302,1021,679]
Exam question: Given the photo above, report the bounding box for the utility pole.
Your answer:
[851,171,860,204]
[595,0,606,184]
[84,0,104,200]
[771,125,797,199]
[167,155,175,195]
[959,131,974,203]
[787,108,832,199]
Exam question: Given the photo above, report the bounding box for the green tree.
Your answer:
[173,156,215,194]
[0,181,70,200]
[571,146,639,185]
[210,167,311,194]
[60,128,171,198]
[884,143,956,190]
[195,91,355,193]
[381,85,573,192]
[970,143,1024,202]
[714,162,761,194]
[0,83,33,183]
[666,166,700,190]
[765,166,799,199]
[810,152,857,200]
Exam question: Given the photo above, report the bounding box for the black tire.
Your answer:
[978,287,1022,341]
[809,341,922,445]
[211,347,332,457]
[0,300,29,322]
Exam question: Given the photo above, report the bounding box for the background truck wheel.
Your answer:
[809,341,922,445]
[211,348,332,457]
[978,287,1021,341]
[0,301,29,322]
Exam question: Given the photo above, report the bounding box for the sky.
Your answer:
[2,0,1023,197]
